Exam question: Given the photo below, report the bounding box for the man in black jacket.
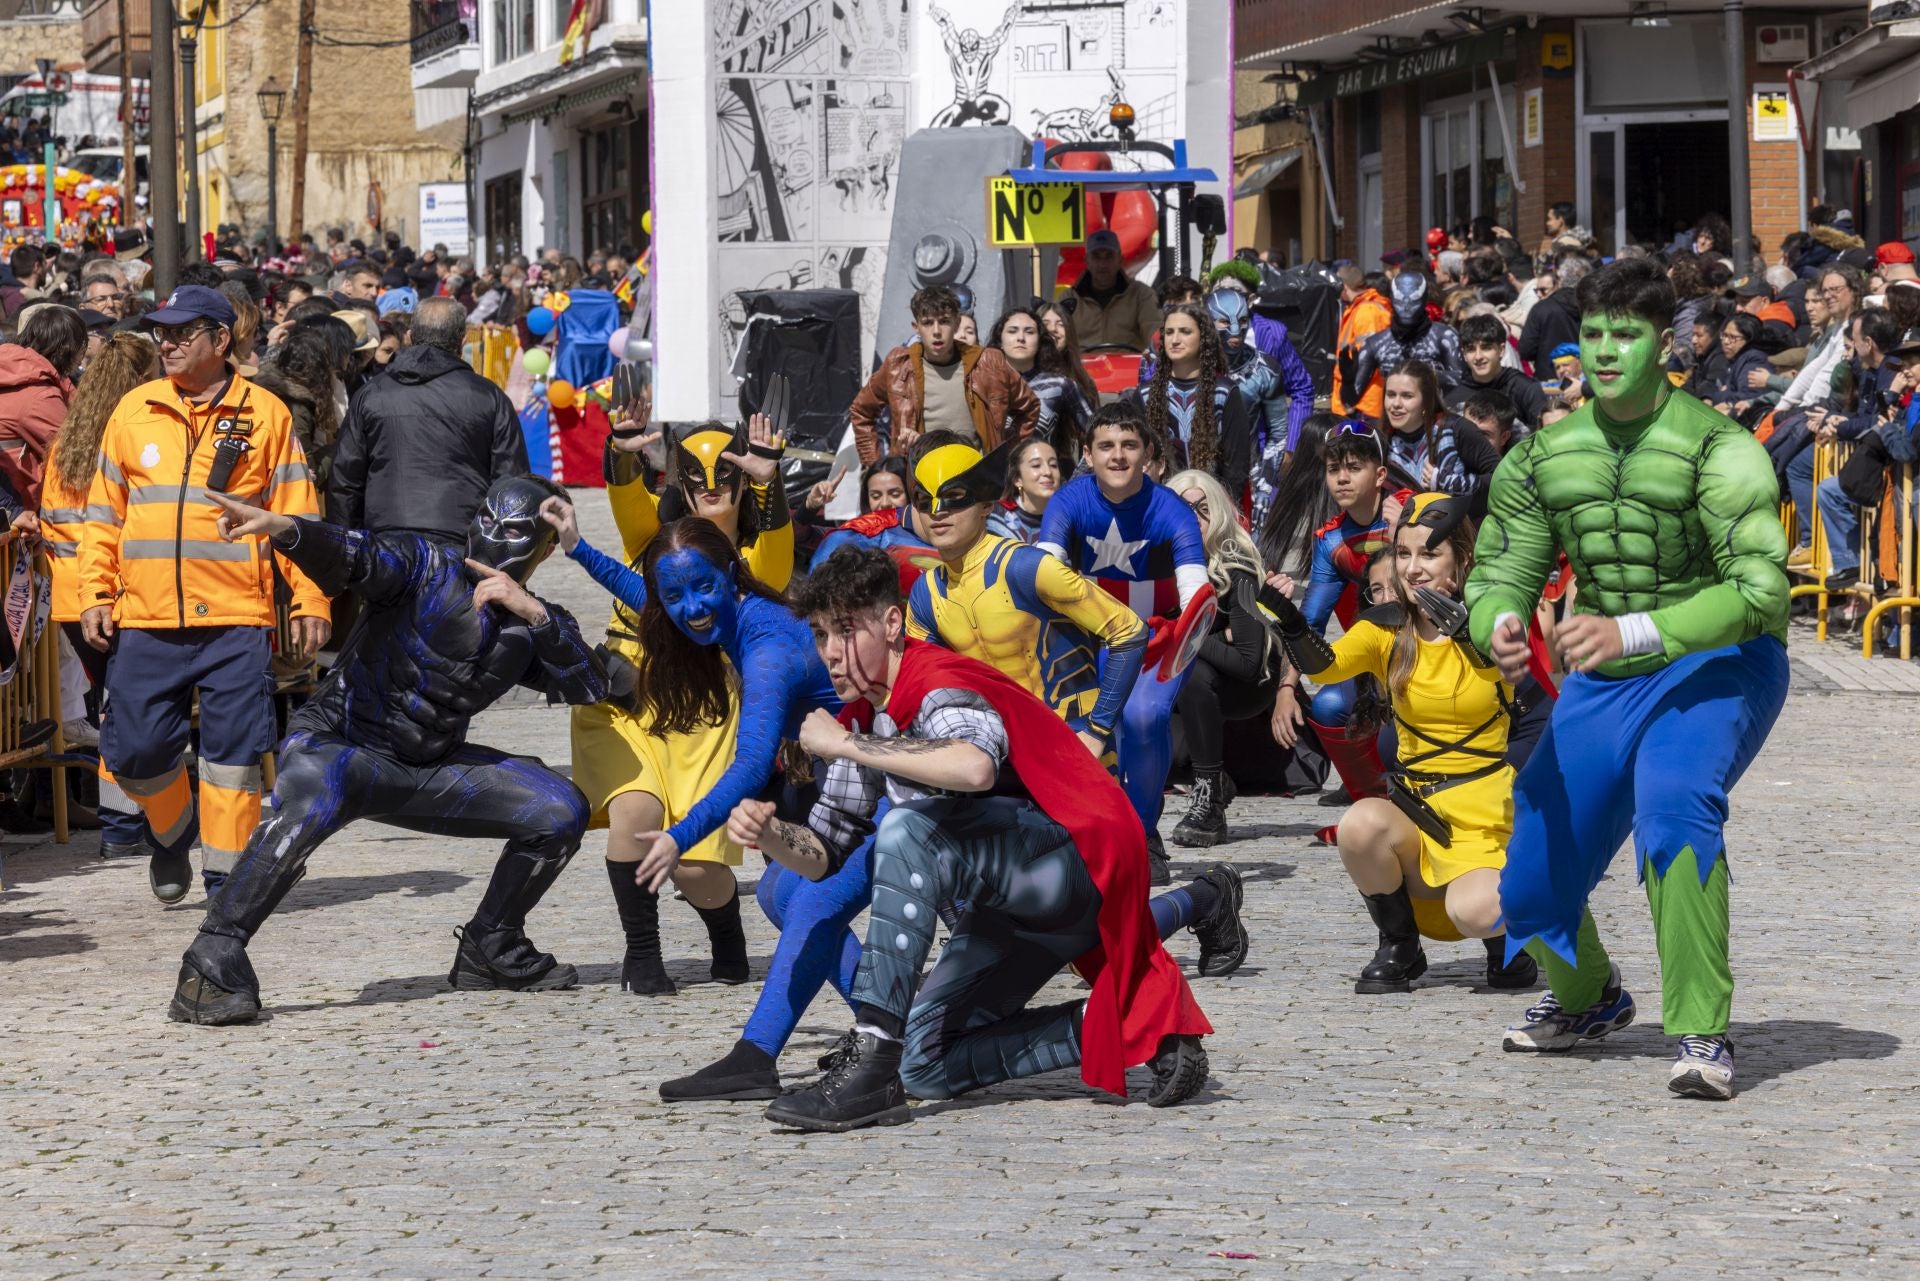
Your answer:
[1517,254,1589,373]
[329,296,528,540]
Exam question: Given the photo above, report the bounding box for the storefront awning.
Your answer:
[1234,147,1300,198]
[1295,28,1509,107]
[1797,19,1920,129]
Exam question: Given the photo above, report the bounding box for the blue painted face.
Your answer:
[655,548,738,646]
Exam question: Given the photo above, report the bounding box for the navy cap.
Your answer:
[142,284,237,329]
[1086,228,1121,252]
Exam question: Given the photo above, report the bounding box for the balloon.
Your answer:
[624,332,651,364]
[522,348,551,377]
[607,325,630,358]
[530,380,547,401]
[526,306,556,336]
[548,380,576,410]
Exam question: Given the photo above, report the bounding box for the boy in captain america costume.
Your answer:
[1037,404,1209,884]
[1466,258,1790,1101]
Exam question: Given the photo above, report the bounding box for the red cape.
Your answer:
[854,640,1211,1094]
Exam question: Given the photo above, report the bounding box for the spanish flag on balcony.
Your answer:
[559,0,603,65]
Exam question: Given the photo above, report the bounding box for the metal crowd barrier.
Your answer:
[0,543,71,888]
[464,323,521,391]
[1862,462,1918,659]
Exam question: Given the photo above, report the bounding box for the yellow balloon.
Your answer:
[642,209,651,235]
[548,380,576,410]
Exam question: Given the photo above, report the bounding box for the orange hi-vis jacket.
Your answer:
[80,372,328,629]
[38,448,102,624]
[1332,287,1391,419]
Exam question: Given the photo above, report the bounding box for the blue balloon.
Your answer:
[526,306,556,336]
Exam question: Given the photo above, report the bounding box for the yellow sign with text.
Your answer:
[987,177,1086,247]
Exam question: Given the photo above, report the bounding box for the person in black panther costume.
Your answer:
[166,476,610,1027]
[1349,272,1466,402]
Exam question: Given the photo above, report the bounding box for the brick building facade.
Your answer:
[1235,3,1866,269]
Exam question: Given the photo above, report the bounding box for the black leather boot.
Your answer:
[1190,862,1249,978]
[447,924,579,991]
[1356,888,1428,994]
[606,859,675,995]
[763,1030,910,1132]
[1484,935,1540,989]
[1171,770,1230,848]
[1146,828,1171,887]
[694,886,750,984]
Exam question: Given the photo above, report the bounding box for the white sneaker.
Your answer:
[1502,963,1635,1052]
[60,718,98,747]
[1668,1034,1736,1101]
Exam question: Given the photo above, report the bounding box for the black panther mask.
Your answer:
[467,476,559,584]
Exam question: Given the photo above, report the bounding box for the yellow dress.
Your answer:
[1317,615,1515,941]
[568,471,794,864]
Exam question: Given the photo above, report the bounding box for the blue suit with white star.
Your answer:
[1036,473,1209,838]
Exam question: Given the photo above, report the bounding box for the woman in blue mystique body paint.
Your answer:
[542,498,869,1102]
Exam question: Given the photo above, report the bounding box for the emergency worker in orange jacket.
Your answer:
[78,286,330,904]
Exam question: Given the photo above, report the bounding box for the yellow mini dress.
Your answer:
[569,471,793,865]
[1316,615,1516,941]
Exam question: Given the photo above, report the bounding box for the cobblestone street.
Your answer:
[2,506,1918,1278]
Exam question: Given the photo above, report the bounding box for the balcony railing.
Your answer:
[411,0,477,64]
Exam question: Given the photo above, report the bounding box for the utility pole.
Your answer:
[288,0,316,245]
[148,0,180,294]
[115,0,135,226]
[1726,0,1751,263]
[179,5,205,261]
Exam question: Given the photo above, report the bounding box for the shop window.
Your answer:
[1583,19,1726,113]
[485,172,523,263]
[581,116,645,255]
[1423,89,1517,236]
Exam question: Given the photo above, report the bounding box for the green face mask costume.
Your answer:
[1462,262,1792,1101]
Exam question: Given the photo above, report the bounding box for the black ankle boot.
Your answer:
[1356,889,1428,994]
[660,1038,781,1101]
[694,887,750,984]
[1483,935,1539,989]
[606,860,674,995]
[1190,863,1248,978]
[447,924,578,991]
[763,1030,910,1132]
[1146,828,1171,887]
[1171,770,1231,849]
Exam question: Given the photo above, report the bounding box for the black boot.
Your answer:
[763,1030,910,1132]
[447,925,579,991]
[149,842,193,904]
[455,840,577,992]
[1171,769,1231,849]
[169,934,263,1026]
[1483,935,1539,990]
[815,1027,859,1072]
[606,859,675,995]
[1190,863,1249,978]
[660,1038,781,1102]
[1146,828,1171,887]
[1356,889,1428,994]
[167,848,311,1025]
[694,886,750,984]
[1146,1033,1210,1107]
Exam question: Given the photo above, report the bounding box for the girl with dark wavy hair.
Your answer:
[1123,302,1252,495]
[991,306,1095,458]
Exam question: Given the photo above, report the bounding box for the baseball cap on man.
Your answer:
[1730,276,1772,299]
[142,284,237,329]
[1876,241,1916,266]
[1086,228,1122,253]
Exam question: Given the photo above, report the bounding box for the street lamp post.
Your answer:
[256,76,286,249]
[179,13,201,261]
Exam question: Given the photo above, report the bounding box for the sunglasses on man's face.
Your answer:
[153,323,214,347]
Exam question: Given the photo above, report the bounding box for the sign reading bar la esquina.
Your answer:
[1297,30,1510,106]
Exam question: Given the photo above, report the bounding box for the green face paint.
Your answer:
[1579,310,1672,424]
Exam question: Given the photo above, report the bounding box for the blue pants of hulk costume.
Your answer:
[1498,637,1789,1036]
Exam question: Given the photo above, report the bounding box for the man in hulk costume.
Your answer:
[1464,257,1790,1101]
